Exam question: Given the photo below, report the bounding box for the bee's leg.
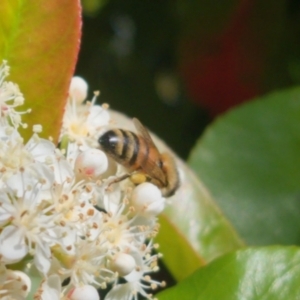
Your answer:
[105,169,142,191]
[105,173,132,191]
[106,170,160,191]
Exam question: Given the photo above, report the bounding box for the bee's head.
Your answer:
[98,130,118,153]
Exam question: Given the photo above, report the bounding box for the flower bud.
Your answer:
[110,253,136,277]
[69,285,100,300]
[131,182,165,217]
[10,270,31,297]
[69,76,88,104]
[75,149,108,180]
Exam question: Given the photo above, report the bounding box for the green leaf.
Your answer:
[156,159,244,281]
[156,213,205,282]
[188,87,300,245]
[158,246,300,300]
[26,267,43,300]
[0,0,82,141]
[109,111,244,281]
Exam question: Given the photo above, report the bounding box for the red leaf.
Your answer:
[0,0,82,141]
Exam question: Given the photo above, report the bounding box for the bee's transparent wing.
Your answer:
[132,118,154,143]
[133,118,167,185]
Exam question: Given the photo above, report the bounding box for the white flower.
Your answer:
[106,245,165,300]
[0,127,56,188]
[60,77,110,151]
[49,179,98,236]
[57,237,115,288]
[0,263,31,299]
[98,196,140,252]
[35,274,61,300]
[0,60,30,128]
[131,183,165,218]
[105,283,136,300]
[110,253,136,277]
[0,184,56,274]
[69,285,100,300]
[75,148,109,180]
[69,76,88,104]
[0,66,169,299]
[0,127,33,182]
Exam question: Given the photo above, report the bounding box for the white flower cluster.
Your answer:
[0,63,166,300]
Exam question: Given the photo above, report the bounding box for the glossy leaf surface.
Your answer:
[189,87,300,245]
[158,246,300,300]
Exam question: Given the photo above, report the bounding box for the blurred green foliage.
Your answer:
[82,0,108,16]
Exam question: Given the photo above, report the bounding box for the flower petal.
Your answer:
[104,283,135,300]
[0,225,27,263]
[34,242,52,275]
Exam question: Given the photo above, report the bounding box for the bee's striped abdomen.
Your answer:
[98,129,148,171]
[119,129,130,159]
[119,129,142,168]
[127,131,140,166]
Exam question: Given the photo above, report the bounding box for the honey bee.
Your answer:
[98,118,180,197]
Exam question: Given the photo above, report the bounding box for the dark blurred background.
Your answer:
[76,0,300,159]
